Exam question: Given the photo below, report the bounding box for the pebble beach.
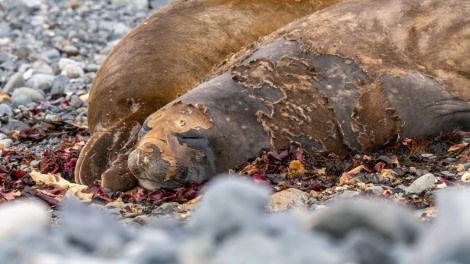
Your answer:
[1,0,470,263]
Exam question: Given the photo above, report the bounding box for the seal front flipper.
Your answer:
[75,117,141,190]
[102,154,138,192]
[75,130,113,185]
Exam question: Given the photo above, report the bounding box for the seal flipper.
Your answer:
[101,154,138,192]
[75,130,113,185]
[75,117,142,189]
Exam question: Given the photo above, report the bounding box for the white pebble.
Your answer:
[0,200,50,245]
[0,138,13,147]
[58,58,84,79]
[44,114,60,122]
[403,173,436,194]
[461,172,470,182]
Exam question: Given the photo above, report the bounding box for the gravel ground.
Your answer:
[1,0,470,263]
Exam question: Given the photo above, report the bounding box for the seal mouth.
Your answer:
[128,143,184,190]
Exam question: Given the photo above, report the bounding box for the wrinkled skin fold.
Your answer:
[128,0,470,190]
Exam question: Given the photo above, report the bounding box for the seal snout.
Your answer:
[128,142,175,190]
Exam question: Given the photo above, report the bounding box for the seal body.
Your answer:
[128,0,470,190]
[75,0,342,191]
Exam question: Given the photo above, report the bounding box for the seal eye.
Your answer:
[175,129,209,151]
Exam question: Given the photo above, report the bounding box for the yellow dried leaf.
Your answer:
[287,160,307,179]
[317,167,326,175]
[30,171,72,189]
[379,169,398,181]
[66,185,93,202]
[347,165,365,176]
[448,143,468,152]
[456,164,466,172]
[339,172,352,186]
[30,171,56,184]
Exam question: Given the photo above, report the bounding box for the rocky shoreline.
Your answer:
[1,0,470,263]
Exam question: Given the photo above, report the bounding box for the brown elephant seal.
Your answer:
[128,0,470,190]
[75,0,343,191]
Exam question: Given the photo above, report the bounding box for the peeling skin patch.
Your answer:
[232,56,348,154]
[231,39,406,153]
[352,80,402,150]
[303,53,371,150]
[136,101,212,181]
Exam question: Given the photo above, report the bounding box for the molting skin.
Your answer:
[129,0,470,190]
[74,0,343,191]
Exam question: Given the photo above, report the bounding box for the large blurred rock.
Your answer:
[409,188,470,264]
[187,175,271,239]
[0,200,50,245]
[312,198,423,244]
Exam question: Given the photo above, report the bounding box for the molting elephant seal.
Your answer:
[128,0,470,190]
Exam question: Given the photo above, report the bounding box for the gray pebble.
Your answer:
[324,190,361,205]
[0,138,13,147]
[153,202,179,215]
[98,20,114,33]
[68,95,83,108]
[44,114,60,122]
[58,58,84,79]
[1,60,17,71]
[338,190,361,199]
[22,0,42,9]
[85,64,100,73]
[111,23,132,39]
[2,72,25,94]
[149,0,172,10]
[25,73,55,90]
[0,118,30,133]
[41,48,60,60]
[29,160,40,167]
[367,186,385,195]
[464,162,470,171]
[32,60,55,75]
[50,75,70,95]
[113,0,149,9]
[0,54,10,63]
[62,45,78,54]
[0,0,26,10]
[267,188,309,211]
[11,87,45,106]
[403,173,436,194]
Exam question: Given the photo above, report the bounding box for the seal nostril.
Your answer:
[128,143,174,190]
